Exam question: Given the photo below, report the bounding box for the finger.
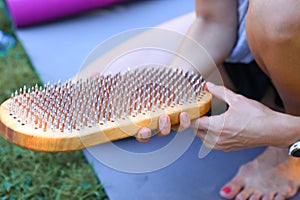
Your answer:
[177,112,191,132]
[197,131,215,149]
[195,128,223,150]
[205,82,238,106]
[156,114,171,136]
[195,129,207,142]
[171,112,190,131]
[136,127,151,143]
[191,116,210,130]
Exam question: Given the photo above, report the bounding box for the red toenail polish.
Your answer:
[222,187,231,194]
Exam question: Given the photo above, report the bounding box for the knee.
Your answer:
[266,15,300,44]
[247,0,300,44]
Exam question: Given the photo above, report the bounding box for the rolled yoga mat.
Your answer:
[5,0,129,27]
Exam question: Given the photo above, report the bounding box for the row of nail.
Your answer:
[8,66,205,133]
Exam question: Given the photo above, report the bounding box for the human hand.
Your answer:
[136,112,191,143]
[193,82,286,151]
[136,82,288,151]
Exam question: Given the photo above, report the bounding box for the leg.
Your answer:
[78,13,196,77]
[220,0,300,199]
[78,13,232,88]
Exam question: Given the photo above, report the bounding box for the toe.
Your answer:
[285,184,298,198]
[275,184,298,200]
[249,191,262,200]
[219,179,242,199]
[235,187,253,200]
[274,194,285,200]
[261,192,276,200]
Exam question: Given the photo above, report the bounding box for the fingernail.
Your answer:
[206,82,215,89]
[159,116,168,128]
[221,187,231,194]
[140,129,151,139]
[181,113,188,123]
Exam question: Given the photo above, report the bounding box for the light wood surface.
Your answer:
[0,92,211,152]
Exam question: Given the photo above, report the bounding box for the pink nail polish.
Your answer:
[221,187,231,194]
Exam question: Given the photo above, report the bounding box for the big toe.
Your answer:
[219,180,242,199]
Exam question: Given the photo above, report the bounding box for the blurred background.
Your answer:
[0,1,107,199]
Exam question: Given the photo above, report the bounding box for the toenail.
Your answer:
[221,187,231,194]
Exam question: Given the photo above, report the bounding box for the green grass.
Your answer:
[0,2,107,199]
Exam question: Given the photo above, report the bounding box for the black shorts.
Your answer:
[223,60,283,107]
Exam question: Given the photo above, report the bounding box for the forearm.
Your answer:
[171,17,237,78]
[247,108,300,148]
[171,1,238,78]
[274,112,300,148]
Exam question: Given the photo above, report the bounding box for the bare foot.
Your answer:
[220,147,300,200]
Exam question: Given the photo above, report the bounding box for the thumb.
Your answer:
[205,82,238,106]
[191,116,210,130]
